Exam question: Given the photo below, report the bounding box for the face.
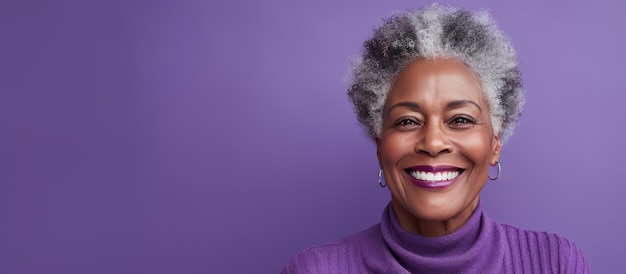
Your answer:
[377,58,501,234]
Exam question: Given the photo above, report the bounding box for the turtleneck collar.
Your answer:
[379,201,505,273]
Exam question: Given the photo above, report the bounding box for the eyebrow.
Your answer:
[446,100,482,111]
[386,102,421,117]
[386,100,482,116]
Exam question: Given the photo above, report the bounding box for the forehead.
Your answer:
[386,58,486,106]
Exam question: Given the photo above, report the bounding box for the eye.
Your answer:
[447,116,476,129]
[452,117,471,124]
[397,119,416,126]
[394,118,421,130]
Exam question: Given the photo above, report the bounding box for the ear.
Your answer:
[375,137,382,166]
[490,134,502,166]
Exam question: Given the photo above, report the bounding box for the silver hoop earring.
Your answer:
[378,169,386,188]
[488,161,501,180]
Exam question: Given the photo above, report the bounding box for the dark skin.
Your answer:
[376,58,501,237]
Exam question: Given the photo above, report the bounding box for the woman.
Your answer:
[283,5,589,273]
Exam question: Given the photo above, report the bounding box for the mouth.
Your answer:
[404,165,464,189]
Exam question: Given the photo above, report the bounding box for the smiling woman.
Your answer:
[282,4,590,273]
[379,58,500,237]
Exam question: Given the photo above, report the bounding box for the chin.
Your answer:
[394,193,480,224]
[411,201,464,222]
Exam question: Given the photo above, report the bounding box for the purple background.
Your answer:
[1,0,624,273]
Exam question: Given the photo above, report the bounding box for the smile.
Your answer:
[404,166,464,189]
[408,170,460,182]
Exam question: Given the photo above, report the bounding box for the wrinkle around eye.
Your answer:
[393,118,422,131]
[446,115,479,129]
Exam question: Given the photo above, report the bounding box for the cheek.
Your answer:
[453,131,494,166]
[380,134,414,165]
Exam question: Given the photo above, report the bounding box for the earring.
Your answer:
[488,161,501,180]
[378,169,386,188]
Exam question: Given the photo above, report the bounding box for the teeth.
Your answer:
[410,170,460,182]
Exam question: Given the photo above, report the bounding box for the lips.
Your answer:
[404,165,464,189]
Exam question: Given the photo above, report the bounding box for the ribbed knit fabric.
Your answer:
[282,202,590,273]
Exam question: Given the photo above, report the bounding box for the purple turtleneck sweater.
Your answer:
[282,202,589,273]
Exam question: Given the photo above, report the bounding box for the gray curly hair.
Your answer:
[348,4,524,143]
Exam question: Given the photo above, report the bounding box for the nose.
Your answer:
[414,122,452,157]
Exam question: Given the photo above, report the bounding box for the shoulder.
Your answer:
[281,224,380,274]
[499,223,590,273]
